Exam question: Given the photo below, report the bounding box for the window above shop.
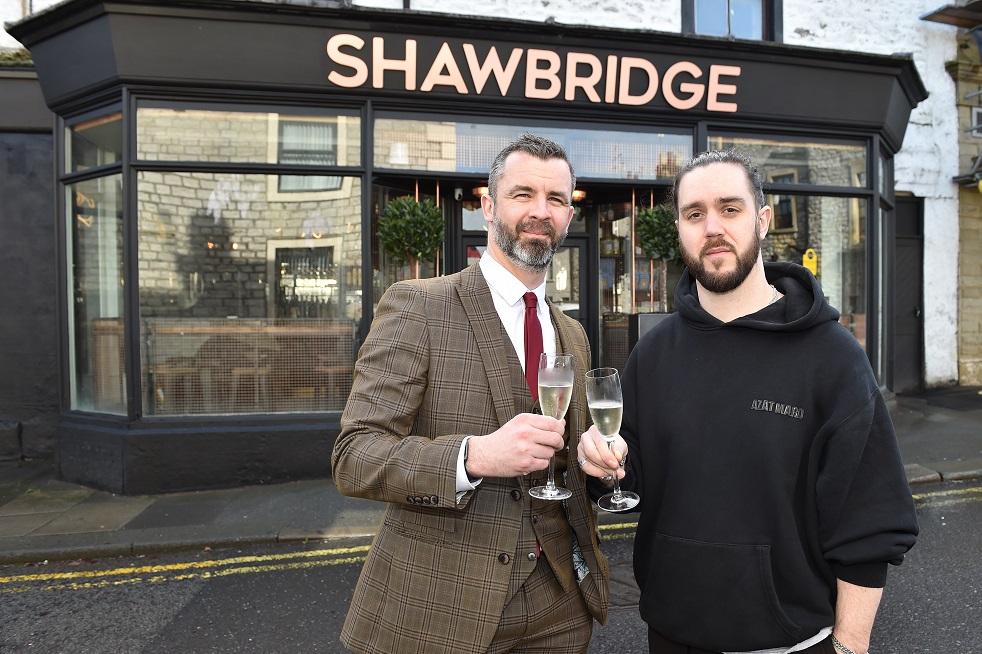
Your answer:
[374,115,692,182]
[66,109,122,174]
[682,0,782,42]
[134,101,361,168]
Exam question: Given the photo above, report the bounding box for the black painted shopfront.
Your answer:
[8,0,926,493]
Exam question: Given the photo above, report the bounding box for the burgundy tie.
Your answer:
[523,292,544,401]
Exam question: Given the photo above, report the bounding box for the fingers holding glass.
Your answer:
[584,367,639,512]
[529,353,574,501]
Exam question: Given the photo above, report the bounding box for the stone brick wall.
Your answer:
[951,32,982,385]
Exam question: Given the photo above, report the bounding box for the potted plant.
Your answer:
[635,203,679,312]
[378,195,445,279]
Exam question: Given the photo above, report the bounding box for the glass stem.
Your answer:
[545,455,558,488]
[608,440,623,498]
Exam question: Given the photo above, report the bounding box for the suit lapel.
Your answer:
[457,264,518,428]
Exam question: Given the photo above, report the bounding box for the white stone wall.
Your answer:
[783,0,961,386]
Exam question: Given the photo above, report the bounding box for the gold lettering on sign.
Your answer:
[526,49,562,100]
[324,34,742,112]
[462,44,523,95]
[421,42,468,93]
[372,36,417,90]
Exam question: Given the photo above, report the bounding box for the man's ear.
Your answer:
[758,205,772,238]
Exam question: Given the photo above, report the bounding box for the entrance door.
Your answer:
[893,196,924,393]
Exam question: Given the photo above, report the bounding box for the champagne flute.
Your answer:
[529,352,574,501]
[585,367,640,512]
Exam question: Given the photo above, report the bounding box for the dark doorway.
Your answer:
[893,196,924,393]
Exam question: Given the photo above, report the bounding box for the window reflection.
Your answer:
[375,116,691,181]
[68,175,125,414]
[136,172,362,416]
[67,111,122,173]
[136,104,361,166]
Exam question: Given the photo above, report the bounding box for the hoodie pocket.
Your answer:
[639,533,801,651]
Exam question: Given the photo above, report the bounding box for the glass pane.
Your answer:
[136,104,361,165]
[137,172,363,416]
[762,194,867,350]
[68,174,126,414]
[709,135,868,188]
[547,246,581,320]
[67,111,122,173]
[371,184,446,304]
[375,117,691,181]
[694,0,729,36]
[730,0,763,39]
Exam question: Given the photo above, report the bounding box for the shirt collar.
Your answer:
[480,250,545,307]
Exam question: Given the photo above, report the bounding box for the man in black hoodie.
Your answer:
[577,150,917,654]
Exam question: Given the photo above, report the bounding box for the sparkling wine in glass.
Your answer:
[529,352,574,501]
[585,367,639,512]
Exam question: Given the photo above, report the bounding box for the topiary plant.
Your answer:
[635,203,680,312]
[378,195,445,279]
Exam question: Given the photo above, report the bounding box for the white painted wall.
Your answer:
[0,0,961,384]
[784,0,960,385]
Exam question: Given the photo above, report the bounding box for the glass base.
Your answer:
[597,490,640,512]
[529,484,573,501]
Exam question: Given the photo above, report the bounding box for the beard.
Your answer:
[491,211,567,273]
[681,229,760,294]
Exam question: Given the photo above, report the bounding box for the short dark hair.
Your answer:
[670,149,766,214]
[487,133,576,200]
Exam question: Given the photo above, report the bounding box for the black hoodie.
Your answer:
[615,262,918,652]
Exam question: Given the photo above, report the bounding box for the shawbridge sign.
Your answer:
[325,32,741,113]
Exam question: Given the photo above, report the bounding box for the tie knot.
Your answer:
[523,292,538,310]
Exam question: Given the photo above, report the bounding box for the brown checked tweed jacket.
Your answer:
[332,262,609,654]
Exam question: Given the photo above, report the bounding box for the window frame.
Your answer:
[681,0,783,43]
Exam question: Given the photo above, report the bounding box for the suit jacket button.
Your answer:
[421,496,431,504]
[510,489,522,501]
[430,495,439,505]
[528,552,537,561]
[498,553,511,565]
[532,406,542,415]
[406,496,413,503]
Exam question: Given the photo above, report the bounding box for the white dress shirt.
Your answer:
[456,251,556,494]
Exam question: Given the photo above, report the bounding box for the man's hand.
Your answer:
[465,413,565,478]
[576,425,628,486]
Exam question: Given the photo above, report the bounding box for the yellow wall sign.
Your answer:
[802,248,818,276]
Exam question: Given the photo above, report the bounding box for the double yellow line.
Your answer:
[2,488,969,595]
[912,483,982,508]
[0,544,371,594]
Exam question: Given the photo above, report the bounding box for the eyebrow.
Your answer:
[679,195,747,214]
[504,184,570,202]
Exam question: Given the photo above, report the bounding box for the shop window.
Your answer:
[683,0,781,41]
[67,110,122,174]
[709,135,867,188]
[68,174,126,414]
[374,115,691,182]
[136,172,363,416]
[135,103,361,168]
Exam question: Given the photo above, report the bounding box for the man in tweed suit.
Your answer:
[332,134,609,654]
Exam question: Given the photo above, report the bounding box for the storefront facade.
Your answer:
[9,0,925,493]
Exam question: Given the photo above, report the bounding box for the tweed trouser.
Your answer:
[485,558,593,654]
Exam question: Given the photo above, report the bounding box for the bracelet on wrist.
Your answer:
[830,633,860,654]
